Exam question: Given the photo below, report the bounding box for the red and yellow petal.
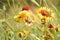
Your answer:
[14,15,22,22]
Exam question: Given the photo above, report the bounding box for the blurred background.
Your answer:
[0,0,60,40]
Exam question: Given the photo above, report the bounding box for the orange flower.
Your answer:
[23,14,36,26]
[46,34,51,39]
[48,24,56,32]
[17,30,28,38]
[14,11,29,22]
[37,7,48,17]
[48,24,54,29]
[37,7,55,18]
[41,17,46,24]
[17,32,22,37]
[14,15,22,22]
[22,30,28,35]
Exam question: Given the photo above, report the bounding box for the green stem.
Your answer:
[4,21,14,32]
[12,0,15,8]
[7,0,11,7]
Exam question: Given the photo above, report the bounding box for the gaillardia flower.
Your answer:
[14,6,34,23]
[17,30,28,38]
[46,33,51,40]
[41,16,46,24]
[48,24,56,32]
[37,7,55,18]
[37,7,55,24]
[14,11,30,22]
[48,24,54,29]
[40,16,50,24]
[23,14,36,26]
